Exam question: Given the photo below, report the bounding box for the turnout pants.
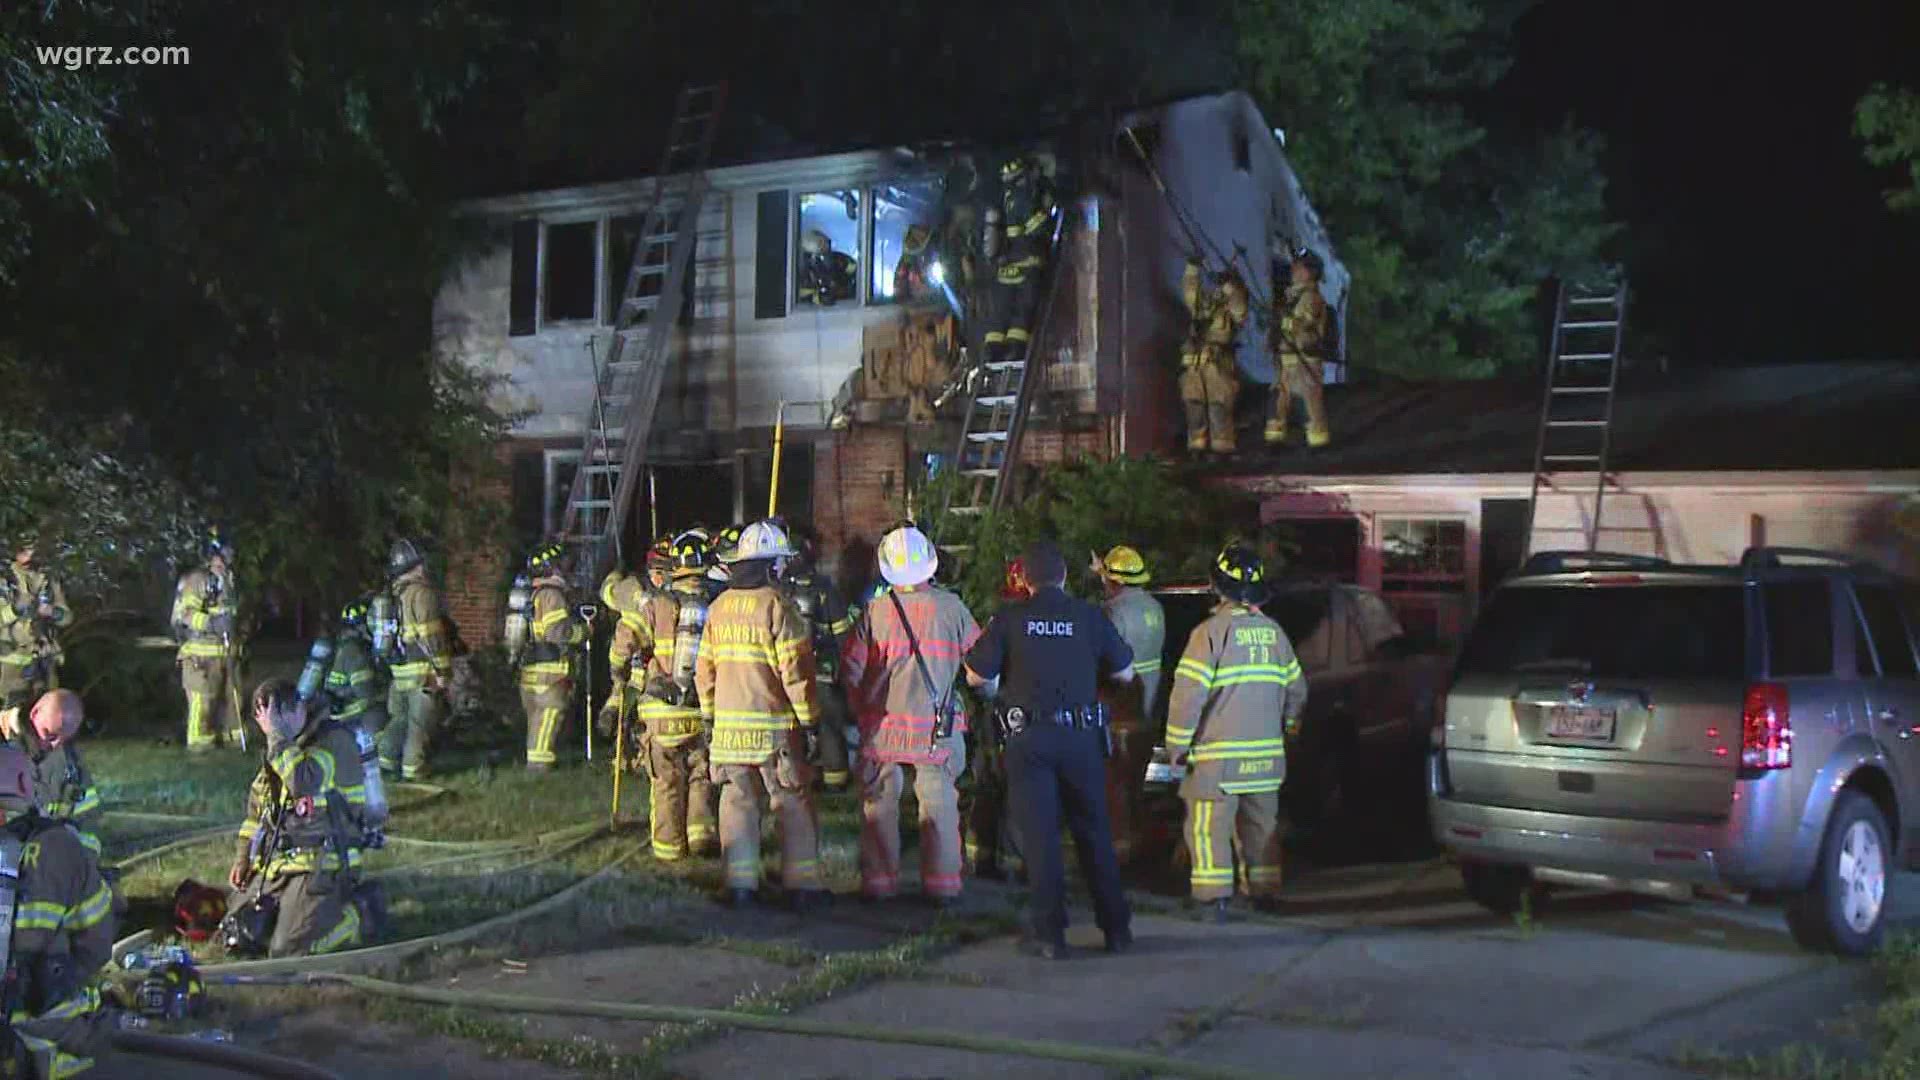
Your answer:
[16,993,111,1080]
[521,680,573,767]
[382,684,441,778]
[858,736,964,899]
[645,734,717,861]
[253,870,362,958]
[713,750,824,892]
[815,682,851,789]
[1178,357,1239,453]
[180,656,231,749]
[1184,789,1284,901]
[1266,354,1329,447]
[983,274,1040,360]
[1101,683,1153,866]
[1004,724,1131,945]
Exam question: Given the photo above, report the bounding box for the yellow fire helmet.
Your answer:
[1094,545,1151,586]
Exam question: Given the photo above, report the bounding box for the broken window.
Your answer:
[795,190,860,308]
[870,178,944,305]
[509,219,538,337]
[542,220,599,323]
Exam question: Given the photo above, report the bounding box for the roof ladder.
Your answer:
[1525,270,1631,557]
[934,207,1073,556]
[556,83,727,586]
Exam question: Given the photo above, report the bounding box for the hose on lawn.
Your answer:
[110,1030,343,1080]
[283,973,1272,1080]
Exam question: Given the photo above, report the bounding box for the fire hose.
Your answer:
[250,973,1274,1080]
[109,1030,343,1080]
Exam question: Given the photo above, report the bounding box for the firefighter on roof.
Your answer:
[1266,247,1334,449]
[1167,544,1307,919]
[696,521,830,910]
[0,744,116,1079]
[1092,546,1165,867]
[382,539,452,780]
[518,544,587,772]
[1178,259,1250,455]
[0,535,69,716]
[172,531,241,751]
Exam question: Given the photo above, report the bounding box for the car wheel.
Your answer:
[1785,790,1891,957]
[1460,861,1543,916]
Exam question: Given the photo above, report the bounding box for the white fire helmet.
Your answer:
[878,525,937,588]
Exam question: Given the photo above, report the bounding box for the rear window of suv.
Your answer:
[1457,583,1745,679]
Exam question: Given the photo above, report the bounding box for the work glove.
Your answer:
[1168,749,1190,770]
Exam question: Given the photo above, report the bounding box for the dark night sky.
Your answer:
[1503,1,1920,365]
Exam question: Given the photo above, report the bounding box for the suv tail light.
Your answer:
[1741,683,1791,771]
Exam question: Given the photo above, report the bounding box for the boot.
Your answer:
[722,887,758,909]
[789,888,835,914]
[1264,413,1289,446]
[1183,401,1210,453]
[1307,426,1332,449]
[1207,403,1237,454]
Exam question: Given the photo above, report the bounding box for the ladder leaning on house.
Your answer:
[556,84,727,586]
[933,207,1073,554]
[1524,270,1630,557]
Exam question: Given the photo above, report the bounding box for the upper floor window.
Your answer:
[796,190,861,308]
[542,221,600,323]
[871,178,944,305]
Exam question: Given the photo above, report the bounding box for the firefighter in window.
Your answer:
[892,225,938,304]
[0,744,117,1079]
[798,230,857,307]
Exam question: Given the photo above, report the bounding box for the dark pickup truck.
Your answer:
[1152,581,1452,829]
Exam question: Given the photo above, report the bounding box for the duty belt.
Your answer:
[1000,703,1108,738]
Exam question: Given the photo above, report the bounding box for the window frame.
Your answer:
[866,175,946,308]
[542,448,583,540]
[791,188,868,310]
[536,215,606,330]
[1377,516,1469,593]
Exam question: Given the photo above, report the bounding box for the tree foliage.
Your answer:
[920,456,1277,616]
[0,1,514,610]
[1856,83,1920,213]
[1234,0,1618,377]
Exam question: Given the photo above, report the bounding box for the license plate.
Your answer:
[1545,705,1616,741]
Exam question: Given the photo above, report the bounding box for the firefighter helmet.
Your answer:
[727,520,797,563]
[1094,545,1151,586]
[1210,542,1270,605]
[802,229,831,257]
[903,224,932,253]
[878,525,938,588]
[668,531,713,579]
[1289,245,1325,279]
[206,528,235,564]
[173,879,228,942]
[388,538,425,580]
[527,542,566,575]
[713,523,745,562]
[1001,557,1032,602]
[1000,155,1030,181]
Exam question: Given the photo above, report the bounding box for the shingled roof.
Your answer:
[1212,362,1920,477]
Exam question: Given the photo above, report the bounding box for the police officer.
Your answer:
[964,540,1135,959]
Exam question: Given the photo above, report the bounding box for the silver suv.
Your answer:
[1429,547,1920,955]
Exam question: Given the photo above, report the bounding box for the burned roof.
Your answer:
[1215,362,1920,476]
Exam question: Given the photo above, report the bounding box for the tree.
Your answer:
[1856,83,1920,213]
[1234,0,1618,377]
[0,1,515,608]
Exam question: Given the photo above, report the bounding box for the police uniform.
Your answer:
[964,584,1133,952]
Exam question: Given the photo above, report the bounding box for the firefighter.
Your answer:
[963,541,1135,959]
[983,153,1057,365]
[1,690,102,860]
[630,532,718,860]
[893,223,938,303]
[326,597,388,742]
[798,230,857,307]
[1265,248,1334,448]
[1167,543,1306,919]
[518,544,587,772]
[0,744,117,1079]
[1091,546,1166,867]
[1178,258,1251,455]
[597,558,654,736]
[964,558,1030,881]
[381,539,452,780]
[841,525,980,905]
[695,520,829,910]
[0,538,70,714]
[227,678,370,956]
[172,533,242,752]
[781,529,854,792]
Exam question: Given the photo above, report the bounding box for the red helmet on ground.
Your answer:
[173,879,228,942]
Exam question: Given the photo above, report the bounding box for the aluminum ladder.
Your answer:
[556,84,727,585]
[934,209,1072,552]
[1524,271,1630,556]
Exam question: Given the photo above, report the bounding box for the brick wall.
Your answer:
[813,427,906,576]
[444,443,514,647]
